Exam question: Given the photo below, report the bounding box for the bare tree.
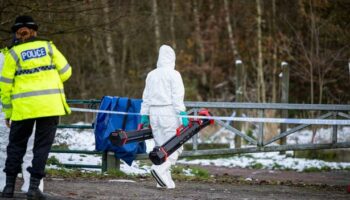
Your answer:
[193,0,205,64]
[102,0,117,89]
[309,0,315,104]
[120,20,128,95]
[256,0,266,102]
[1,0,348,105]
[170,0,177,49]
[152,0,161,50]
[271,0,278,103]
[223,0,241,62]
[223,0,245,148]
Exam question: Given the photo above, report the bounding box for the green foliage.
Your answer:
[294,150,338,162]
[240,154,254,158]
[246,129,255,140]
[271,163,283,170]
[106,169,127,177]
[340,166,350,171]
[243,130,255,145]
[183,154,234,161]
[191,167,210,179]
[171,166,184,175]
[172,165,210,180]
[183,143,230,151]
[302,165,334,173]
[46,156,62,167]
[45,168,96,178]
[250,162,263,169]
[51,144,69,151]
[46,168,128,179]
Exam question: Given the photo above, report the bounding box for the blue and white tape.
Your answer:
[70,107,350,126]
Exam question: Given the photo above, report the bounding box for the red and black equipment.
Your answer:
[109,124,152,146]
[149,109,214,165]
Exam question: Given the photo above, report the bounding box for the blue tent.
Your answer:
[94,96,146,166]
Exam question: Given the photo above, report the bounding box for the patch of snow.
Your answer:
[182,168,195,177]
[178,151,350,172]
[108,179,136,183]
[49,125,350,174]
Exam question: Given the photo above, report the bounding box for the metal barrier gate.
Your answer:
[180,102,350,157]
[51,100,103,170]
[51,100,350,171]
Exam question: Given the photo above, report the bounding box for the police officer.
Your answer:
[0,15,72,200]
[0,47,44,195]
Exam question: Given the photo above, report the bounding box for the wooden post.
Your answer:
[101,151,108,172]
[102,151,121,172]
[280,61,289,154]
[107,152,121,170]
[234,60,243,148]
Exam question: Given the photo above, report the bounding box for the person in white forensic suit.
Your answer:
[140,45,188,189]
[0,49,44,193]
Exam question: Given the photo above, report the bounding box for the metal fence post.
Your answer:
[235,60,243,148]
[101,151,107,172]
[192,109,198,150]
[332,112,338,144]
[280,61,289,153]
[257,109,264,147]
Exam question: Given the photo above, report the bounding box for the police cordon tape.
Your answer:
[70,107,350,126]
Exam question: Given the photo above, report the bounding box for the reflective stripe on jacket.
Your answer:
[0,39,72,120]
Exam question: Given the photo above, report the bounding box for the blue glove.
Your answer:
[141,115,150,127]
[180,111,189,127]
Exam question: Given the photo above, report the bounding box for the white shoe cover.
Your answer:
[151,161,175,189]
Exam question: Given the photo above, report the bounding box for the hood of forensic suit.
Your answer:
[156,45,176,70]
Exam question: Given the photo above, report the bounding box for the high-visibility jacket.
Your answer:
[0,38,72,121]
[0,47,7,74]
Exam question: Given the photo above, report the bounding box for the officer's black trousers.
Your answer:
[4,116,58,179]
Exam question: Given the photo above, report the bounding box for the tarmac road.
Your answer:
[0,178,344,200]
[17,177,349,200]
[1,166,349,200]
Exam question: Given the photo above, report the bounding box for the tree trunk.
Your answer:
[223,0,241,62]
[271,0,278,103]
[121,30,128,95]
[152,0,161,50]
[192,0,208,100]
[193,0,205,64]
[103,0,117,90]
[309,0,315,104]
[224,0,243,148]
[256,0,266,102]
[170,0,177,49]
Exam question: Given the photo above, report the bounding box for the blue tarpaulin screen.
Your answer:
[94,96,146,166]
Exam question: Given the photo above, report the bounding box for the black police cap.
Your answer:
[11,15,38,33]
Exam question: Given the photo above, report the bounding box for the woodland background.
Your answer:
[0,0,349,104]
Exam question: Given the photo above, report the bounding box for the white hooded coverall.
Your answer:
[140,45,185,189]
[0,51,43,192]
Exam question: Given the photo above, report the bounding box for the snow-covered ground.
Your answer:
[49,122,350,175]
